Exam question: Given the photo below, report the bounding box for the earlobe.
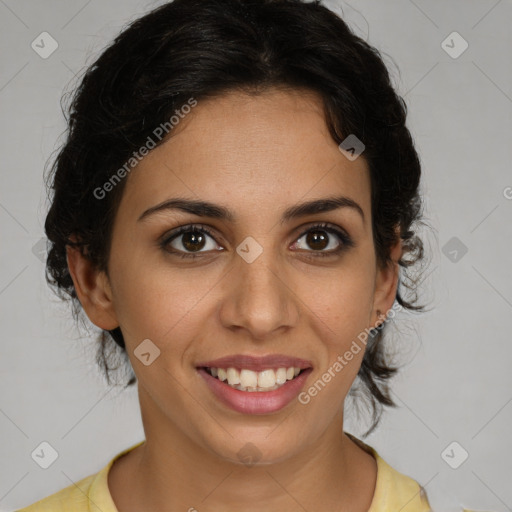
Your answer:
[65,243,119,331]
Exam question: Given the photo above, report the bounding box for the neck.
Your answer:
[109,388,377,512]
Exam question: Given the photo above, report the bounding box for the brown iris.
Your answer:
[306,229,329,251]
[182,230,207,252]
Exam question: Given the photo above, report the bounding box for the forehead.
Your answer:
[118,88,371,224]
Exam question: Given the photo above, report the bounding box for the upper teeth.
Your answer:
[209,367,301,390]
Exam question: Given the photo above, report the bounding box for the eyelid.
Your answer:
[159,223,221,252]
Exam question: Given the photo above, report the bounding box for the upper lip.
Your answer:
[196,354,313,372]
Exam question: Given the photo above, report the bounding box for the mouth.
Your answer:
[196,365,313,415]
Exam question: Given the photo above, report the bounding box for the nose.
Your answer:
[218,242,300,340]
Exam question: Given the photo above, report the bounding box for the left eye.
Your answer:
[292,225,345,253]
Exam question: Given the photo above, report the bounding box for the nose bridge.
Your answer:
[220,236,299,338]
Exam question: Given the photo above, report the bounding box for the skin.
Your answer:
[67,87,402,512]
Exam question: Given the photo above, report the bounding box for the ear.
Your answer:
[66,242,119,331]
[371,228,402,325]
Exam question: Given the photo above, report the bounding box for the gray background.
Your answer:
[1,0,511,510]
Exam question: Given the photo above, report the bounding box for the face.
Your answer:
[69,88,399,466]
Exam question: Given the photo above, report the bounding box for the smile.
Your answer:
[204,366,304,392]
[197,366,313,414]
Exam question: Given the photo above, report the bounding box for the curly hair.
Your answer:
[44,0,430,437]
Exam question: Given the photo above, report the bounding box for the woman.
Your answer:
[19,0,432,510]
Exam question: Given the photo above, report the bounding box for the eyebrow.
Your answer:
[137,195,365,224]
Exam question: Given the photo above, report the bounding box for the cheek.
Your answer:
[301,263,375,338]
[299,276,372,405]
[110,259,221,345]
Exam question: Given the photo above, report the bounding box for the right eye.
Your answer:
[160,224,224,259]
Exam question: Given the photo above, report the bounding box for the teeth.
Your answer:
[257,369,275,388]
[207,366,303,392]
[239,369,257,388]
[227,367,240,385]
[275,367,287,385]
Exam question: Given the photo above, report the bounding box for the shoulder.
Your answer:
[346,432,432,512]
[371,453,431,511]
[16,441,145,512]
[16,472,98,512]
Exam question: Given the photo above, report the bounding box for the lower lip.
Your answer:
[197,367,312,414]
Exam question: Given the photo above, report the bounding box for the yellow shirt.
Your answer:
[18,434,432,511]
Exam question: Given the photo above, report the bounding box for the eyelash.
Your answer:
[159,222,354,260]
